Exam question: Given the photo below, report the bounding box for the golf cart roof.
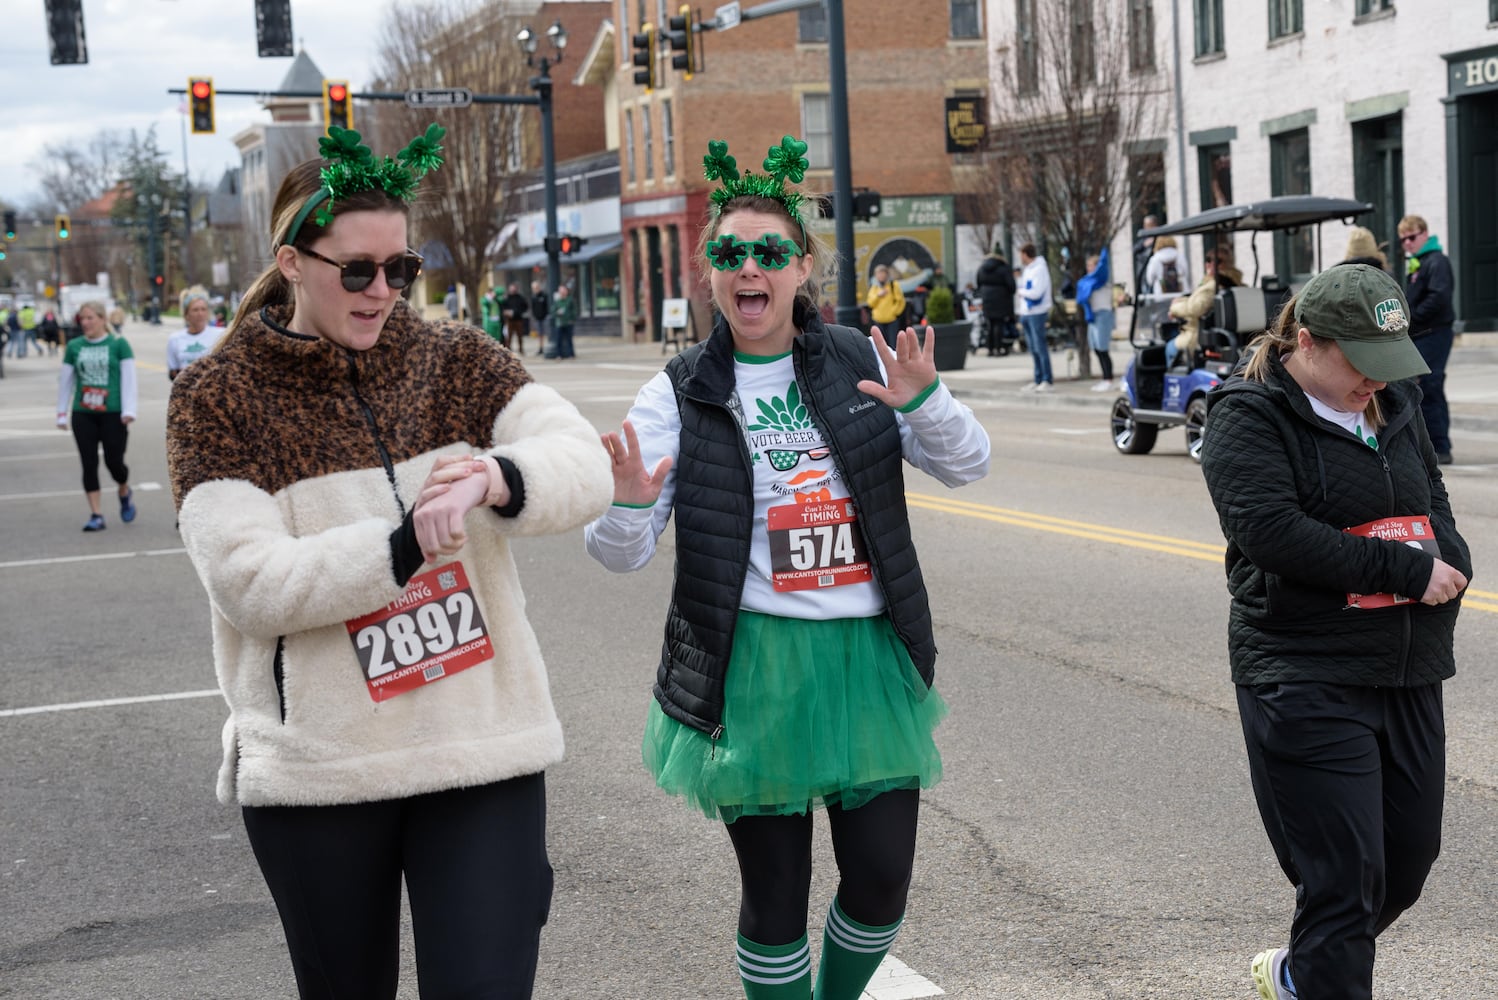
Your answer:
[1137,196,1373,239]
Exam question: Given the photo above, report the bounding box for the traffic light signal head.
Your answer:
[559,234,586,255]
[323,79,353,134]
[154,273,164,286]
[3,210,15,241]
[188,77,215,134]
[667,6,694,78]
[55,214,71,240]
[631,25,657,90]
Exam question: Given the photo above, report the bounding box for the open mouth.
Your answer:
[736,291,768,318]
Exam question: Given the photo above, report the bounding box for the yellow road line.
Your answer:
[906,491,1497,612]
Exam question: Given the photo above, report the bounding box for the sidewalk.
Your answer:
[562,329,1498,434]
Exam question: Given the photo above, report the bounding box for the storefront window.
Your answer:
[593,253,621,313]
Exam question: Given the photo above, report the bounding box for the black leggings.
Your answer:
[70,410,129,494]
[725,788,919,945]
[241,773,552,1000]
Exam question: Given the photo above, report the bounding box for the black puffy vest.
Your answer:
[654,310,935,736]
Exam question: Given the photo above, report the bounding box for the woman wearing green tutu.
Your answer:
[585,136,990,1000]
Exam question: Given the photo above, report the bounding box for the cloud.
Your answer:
[2,0,387,207]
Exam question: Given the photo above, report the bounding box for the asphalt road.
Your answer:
[3,324,1497,999]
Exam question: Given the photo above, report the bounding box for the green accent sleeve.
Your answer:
[896,378,940,413]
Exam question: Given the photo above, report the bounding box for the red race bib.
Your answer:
[81,386,109,411]
[345,562,494,702]
[767,499,872,592]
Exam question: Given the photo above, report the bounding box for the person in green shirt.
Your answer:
[546,284,578,359]
[56,301,138,531]
[480,287,503,340]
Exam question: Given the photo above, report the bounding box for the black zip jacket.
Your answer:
[654,306,936,737]
[1201,356,1470,687]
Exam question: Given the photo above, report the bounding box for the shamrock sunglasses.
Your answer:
[298,245,425,292]
[707,233,803,271]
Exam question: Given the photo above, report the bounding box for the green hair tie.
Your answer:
[705,134,811,230]
[279,123,447,247]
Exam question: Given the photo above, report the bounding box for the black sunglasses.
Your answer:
[298,246,424,292]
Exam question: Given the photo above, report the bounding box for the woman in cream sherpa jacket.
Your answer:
[166,154,612,999]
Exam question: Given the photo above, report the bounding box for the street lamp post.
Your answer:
[517,20,568,321]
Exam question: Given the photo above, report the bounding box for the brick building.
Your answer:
[614,0,990,342]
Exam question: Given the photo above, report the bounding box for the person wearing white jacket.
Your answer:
[1017,243,1055,390]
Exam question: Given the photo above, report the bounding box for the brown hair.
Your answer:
[228,160,411,339]
[697,194,836,315]
[1242,293,1385,429]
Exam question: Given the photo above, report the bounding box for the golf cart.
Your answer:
[1111,195,1374,462]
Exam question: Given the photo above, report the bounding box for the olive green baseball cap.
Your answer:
[1294,263,1428,382]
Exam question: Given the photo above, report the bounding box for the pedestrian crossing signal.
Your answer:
[3,210,16,241]
[189,77,215,134]
[55,214,71,241]
[323,80,353,134]
[560,234,586,255]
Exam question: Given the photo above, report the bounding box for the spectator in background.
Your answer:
[1017,243,1054,391]
[530,279,550,353]
[974,245,1017,356]
[1343,226,1388,272]
[865,264,905,340]
[547,283,577,360]
[1398,214,1455,466]
[1133,214,1160,290]
[480,286,503,341]
[39,310,61,355]
[108,305,126,334]
[1075,249,1116,391]
[1143,235,1189,297]
[502,282,530,355]
[443,283,460,320]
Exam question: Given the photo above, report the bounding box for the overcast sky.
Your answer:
[0,0,392,210]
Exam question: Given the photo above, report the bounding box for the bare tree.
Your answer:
[29,133,126,212]
[983,0,1170,278]
[372,0,531,320]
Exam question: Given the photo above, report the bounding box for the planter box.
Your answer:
[877,321,968,371]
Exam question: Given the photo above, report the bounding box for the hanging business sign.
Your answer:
[945,96,986,154]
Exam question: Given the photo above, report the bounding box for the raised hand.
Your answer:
[857,325,938,410]
[600,419,672,506]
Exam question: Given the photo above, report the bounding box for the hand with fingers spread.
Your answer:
[858,325,938,410]
[413,454,492,563]
[600,419,672,506]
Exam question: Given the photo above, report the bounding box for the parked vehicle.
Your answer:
[1111,195,1374,462]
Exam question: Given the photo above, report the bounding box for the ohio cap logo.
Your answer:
[1374,298,1408,333]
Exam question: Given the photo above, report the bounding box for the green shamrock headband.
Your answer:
[279,123,447,248]
[704,135,811,234]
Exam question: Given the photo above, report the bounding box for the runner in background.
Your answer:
[166,286,227,379]
[56,301,137,532]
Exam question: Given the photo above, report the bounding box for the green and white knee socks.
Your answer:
[737,932,812,999]
[813,898,903,1000]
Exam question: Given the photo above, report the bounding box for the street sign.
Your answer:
[714,2,741,30]
[405,87,474,109]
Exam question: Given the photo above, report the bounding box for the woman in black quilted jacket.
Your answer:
[1200,263,1472,1000]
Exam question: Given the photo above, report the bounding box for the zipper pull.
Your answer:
[709,724,724,760]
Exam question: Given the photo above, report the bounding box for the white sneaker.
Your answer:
[1019,382,1038,393]
[1089,380,1114,392]
[1034,382,1055,393]
[1251,948,1293,1000]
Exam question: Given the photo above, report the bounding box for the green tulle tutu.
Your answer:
[643,610,947,822]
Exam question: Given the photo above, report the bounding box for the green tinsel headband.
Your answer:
[704,135,810,232]
[279,123,447,248]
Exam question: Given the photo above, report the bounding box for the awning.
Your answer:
[491,248,549,271]
[569,236,622,263]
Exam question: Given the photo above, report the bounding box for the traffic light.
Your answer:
[153,273,165,287]
[55,214,71,241]
[666,6,695,79]
[255,0,294,58]
[188,77,215,134]
[544,234,587,255]
[46,0,88,65]
[3,210,15,241]
[631,24,657,90]
[323,79,353,134]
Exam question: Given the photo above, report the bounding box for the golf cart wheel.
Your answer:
[1184,397,1209,463]
[1111,396,1157,455]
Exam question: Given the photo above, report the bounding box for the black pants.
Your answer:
[70,410,129,494]
[724,788,919,944]
[1413,327,1453,453]
[1237,682,1445,1000]
[242,773,553,1000]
